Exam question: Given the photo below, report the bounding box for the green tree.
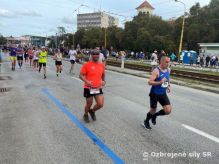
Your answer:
[0,34,6,45]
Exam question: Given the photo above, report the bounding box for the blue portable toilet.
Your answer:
[181,50,197,64]
[189,51,197,64]
[182,50,189,64]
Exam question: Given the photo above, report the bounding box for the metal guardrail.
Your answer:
[106,60,219,84]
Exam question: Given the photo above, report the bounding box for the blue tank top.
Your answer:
[150,67,170,95]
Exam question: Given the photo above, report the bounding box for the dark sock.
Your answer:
[146,112,153,121]
[155,109,166,116]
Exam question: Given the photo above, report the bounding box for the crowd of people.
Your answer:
[109,49,219,70]
[197,55,219,68]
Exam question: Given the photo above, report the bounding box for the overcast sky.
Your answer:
[0,0,210,36]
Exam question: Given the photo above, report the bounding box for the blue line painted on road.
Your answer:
[42,88,124,164]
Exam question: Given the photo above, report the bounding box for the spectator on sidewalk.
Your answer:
[189,54,194,66]
[180,54,183,64]
[150,50,158,72]
[197,55,200,66]
[170,52,176,62]
[210,56,216,68]
[205,55,210,67]
[216,56,218,67]
[200,55,205,67]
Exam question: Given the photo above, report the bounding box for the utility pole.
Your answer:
[175,0,186,61]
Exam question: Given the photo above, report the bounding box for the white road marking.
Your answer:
[71,76,83,82]
[182,124,219,144]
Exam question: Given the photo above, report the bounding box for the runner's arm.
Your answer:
[102,71,106,86]
[168,68,171,87]
[53,54,57,60]
[148,69,163,86]
[79,72,92,87]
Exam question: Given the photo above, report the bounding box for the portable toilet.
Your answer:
[189,51,197,64]
[182,50,197,64]
[182,50,189,64]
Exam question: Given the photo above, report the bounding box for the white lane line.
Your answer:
[182,124,219,144]
[71,76,83,82]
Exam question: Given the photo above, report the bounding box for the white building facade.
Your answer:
[198,43,219,57]
[77,12,119,30]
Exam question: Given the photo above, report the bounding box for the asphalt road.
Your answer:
[0,56,218,164]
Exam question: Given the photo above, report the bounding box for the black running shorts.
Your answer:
[84,88,103,98]
[17,56,23,60]
[149,92,170,109]
[55,61,62,65]
[39,63,46,67]
[70,60,75,64]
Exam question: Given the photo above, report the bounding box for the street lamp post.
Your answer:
[175,0,186,61]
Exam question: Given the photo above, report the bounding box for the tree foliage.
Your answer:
[0,34,6,45]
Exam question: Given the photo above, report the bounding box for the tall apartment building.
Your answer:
[77,12,119,30]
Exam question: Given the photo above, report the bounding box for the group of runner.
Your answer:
[7,45,48,79]
[5,44,172,130]
[6,44,79,79]
[79,48,172,130]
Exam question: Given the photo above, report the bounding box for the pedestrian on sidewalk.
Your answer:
[150,50,158,72]
[196,55,200,66]
[200,55,205,67]
[206,55,210,67]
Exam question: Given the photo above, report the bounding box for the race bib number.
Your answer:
[90,88,100,95]
[161,82,169,88]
